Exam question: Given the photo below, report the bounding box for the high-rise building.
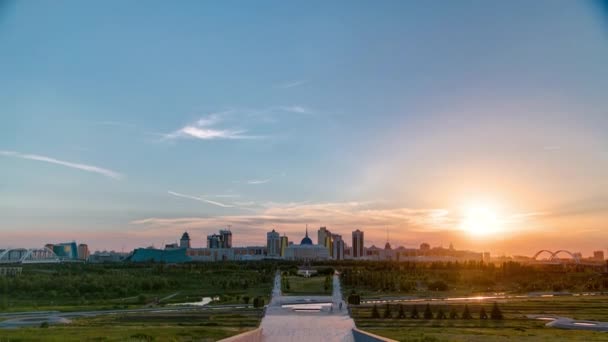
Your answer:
[77,243,90,261]
[352,229,364,258]
[207,234,221,248]
[180,232,191,248]
[332,234,344,260]
[205,229,233,249]
[318,226,334,257]
[280,235,289,257]
[318,227,330,247]
[267,229,281,257]
[220,229,232,249]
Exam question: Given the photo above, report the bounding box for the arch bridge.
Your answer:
[532,249,580,264]
[0,247,60,264]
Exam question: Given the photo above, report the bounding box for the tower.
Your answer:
[180,232,191,248]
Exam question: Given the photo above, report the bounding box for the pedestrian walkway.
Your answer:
[260,272,355,342]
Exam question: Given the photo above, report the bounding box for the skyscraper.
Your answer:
[318,226,333,257]
[352,229,364,258]
[267,229,280,257]
[318,227,330,247]
[280,235,289,257]
[332,234,344,260]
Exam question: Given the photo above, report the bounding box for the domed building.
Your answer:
[284,227,330,261]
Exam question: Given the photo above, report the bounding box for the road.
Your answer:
[260,272,355,342]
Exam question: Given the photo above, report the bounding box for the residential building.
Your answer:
[352,229,364,258]
[267,229,281,257]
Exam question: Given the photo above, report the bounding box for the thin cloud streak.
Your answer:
[246,179,271,185]
[167,191,234,208]
[0,150,123,179]
[276,80,307,89]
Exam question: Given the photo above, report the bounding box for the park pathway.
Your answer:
[260,272,355,342]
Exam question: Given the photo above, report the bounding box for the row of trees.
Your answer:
[370,303,503,320]
[340,261,607,293]
[0,262,277,308]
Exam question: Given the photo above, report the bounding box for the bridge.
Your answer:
[0,248,60,264]
[532,250,580,264]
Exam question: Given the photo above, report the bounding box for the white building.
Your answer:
[284,229,330,261]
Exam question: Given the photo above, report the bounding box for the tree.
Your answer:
[491,302,503,320]
[371,304,380,318]
[436,307,446,319]
[428,280,449,291]
[411,305,420,319]
[479,307,488,320]
[398,304,406,319]
[347,292,361,305]
[449,306,458,319]
[253,296,265,308]
[423,304,433,319]
[462,304,472,319]
[383,303,392,318]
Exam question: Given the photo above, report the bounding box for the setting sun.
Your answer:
[460,206,504,238]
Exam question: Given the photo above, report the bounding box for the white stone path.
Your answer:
[260,272,355,342]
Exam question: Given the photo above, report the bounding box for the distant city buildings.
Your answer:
[594,250,605,261]
[4,226,604,266]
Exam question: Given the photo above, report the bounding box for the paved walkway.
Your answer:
[261,272,355,342]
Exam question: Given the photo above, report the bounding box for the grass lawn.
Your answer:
[0,309,262,342]
[352,296,608,342]
[282,276,331,295]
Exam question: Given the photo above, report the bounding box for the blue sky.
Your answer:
[1,1,607,254]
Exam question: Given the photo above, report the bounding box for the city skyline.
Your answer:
[2,1,608,255]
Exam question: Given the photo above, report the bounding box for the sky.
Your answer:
[1,0,607,256]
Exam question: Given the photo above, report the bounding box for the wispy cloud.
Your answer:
[276,80,307,89]
[246,179,271,185]
[276,106,311,114]
[163,112,259,141]
[213,194,241,198]
[0,150,123,179]
[167,191,234,208]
